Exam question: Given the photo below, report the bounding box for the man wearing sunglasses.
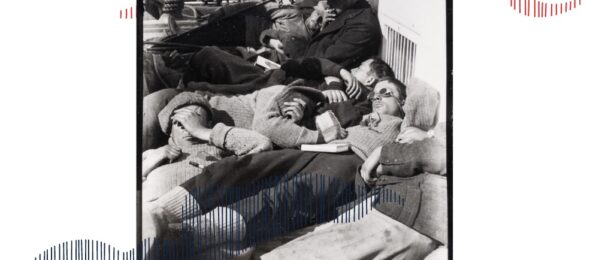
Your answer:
[142,79,413,255]
[143,55,395,151]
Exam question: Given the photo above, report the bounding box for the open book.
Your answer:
[300,143,350,153]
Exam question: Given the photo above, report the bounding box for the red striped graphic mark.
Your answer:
[511,0,582,17]
[529,0,532,15]
[120,6,134,19]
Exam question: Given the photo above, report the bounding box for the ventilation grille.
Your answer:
[381,25,417,84]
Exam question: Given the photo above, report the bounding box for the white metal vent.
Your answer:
[381,25,417,84]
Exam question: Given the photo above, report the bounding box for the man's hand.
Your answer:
[268,39,285,55]
[320,9,336,29]
[322,90,348,104]
[396,127,431,144]
[360,146,383,185]
[340,69,361,100]
[163,145,182,161]
[142,149,164,163]
[142,146,172,179]
[171,107,210,141]
[313,1,336,30]
[282,98,306,123]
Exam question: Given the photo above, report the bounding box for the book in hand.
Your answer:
[255,55,281,70]
[300,143,350,153]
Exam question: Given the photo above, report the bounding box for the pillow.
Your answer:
[401,78,440,131]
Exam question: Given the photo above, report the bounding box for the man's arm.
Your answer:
[142,145,181,179]
[251,86,322,148]
[209,123,274,156]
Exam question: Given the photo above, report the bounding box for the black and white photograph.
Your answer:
[140,0,449,259]
[5,0,590,259]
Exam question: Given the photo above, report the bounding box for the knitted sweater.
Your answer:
[158,91,275,156]
[206,84,322,148]
[330,113,403,160]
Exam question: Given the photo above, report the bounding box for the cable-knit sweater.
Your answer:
[205,84,322,148]
[330,113,403,160]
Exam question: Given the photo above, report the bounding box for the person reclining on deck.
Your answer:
[263,138,448,260]
[142,92,274,201]
[259,0,381,69]
[143,55,396,151]
[142,79,411,255]
[143,0,381,94]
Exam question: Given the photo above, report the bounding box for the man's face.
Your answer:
[351,59,376,88]
[170,105,209,147]
[370,81,402,116]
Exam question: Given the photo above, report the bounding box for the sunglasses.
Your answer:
[368,88,405,118]
[368,88,399,102]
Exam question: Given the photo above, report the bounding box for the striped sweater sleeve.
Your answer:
[251,85,321,148]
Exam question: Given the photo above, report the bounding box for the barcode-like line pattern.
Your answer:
[510,0,582,17]
[38,174,405,259]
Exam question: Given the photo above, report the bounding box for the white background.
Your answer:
[1,0,590,259]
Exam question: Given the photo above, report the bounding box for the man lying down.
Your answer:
[141,92,274,200]
[142,83,348,201]
[142,79,442,258]
[143,0,381,94]
[143,54,394,151]
[142,55,407,203]
[146,43,387,100]
[263,140,448,260]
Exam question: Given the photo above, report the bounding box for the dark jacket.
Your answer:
[259,5,312,61]
[184,46,346,94]
[303,0,382,69]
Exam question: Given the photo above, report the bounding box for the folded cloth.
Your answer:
[315,111,347,143]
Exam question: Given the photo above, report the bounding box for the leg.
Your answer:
[143,51,187,95]
[143,149,319,229]
[180,149,320,213]
[223,153,364,245]
[186,46,265,84]
[143,160,204,202]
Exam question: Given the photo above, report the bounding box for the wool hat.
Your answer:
[158,91,213,135]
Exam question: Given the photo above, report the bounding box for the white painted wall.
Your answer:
[379,0,448,122]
